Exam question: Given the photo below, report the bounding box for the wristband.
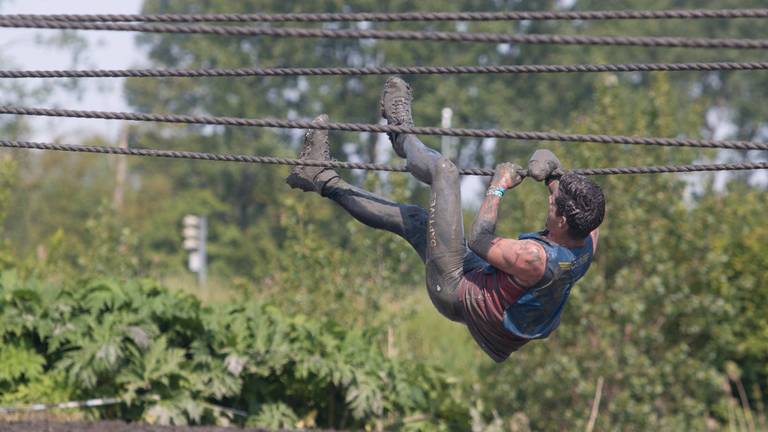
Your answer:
[486,185,506,198]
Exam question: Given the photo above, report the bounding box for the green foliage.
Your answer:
[0,271,467,429]
[247,402,299,430]
[0,344,45,385]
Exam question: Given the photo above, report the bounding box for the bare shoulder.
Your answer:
[488,239,547,287]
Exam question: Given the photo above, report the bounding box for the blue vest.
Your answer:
[502,231,594,340]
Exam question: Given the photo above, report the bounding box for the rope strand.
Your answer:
[0,20,767,49]
[2,62,768,79]
[1,105,766,151]
[2,9,768,22]
[1,139,765,176]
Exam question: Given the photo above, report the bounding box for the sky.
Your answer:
[0,0,144,142]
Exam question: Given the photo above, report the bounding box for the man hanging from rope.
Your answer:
[286,77,605,362]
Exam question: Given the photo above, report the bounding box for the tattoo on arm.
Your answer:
[503,242,546,286]
[523,243,544,267]
[468,194,502,258]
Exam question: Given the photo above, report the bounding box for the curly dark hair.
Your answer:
[554,173,606,239]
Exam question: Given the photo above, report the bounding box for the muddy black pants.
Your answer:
[323,135,486,322]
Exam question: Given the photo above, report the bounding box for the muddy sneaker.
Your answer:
[286,114,337,193]
[379,76,414,158]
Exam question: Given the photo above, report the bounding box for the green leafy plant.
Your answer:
[0,271,467,429]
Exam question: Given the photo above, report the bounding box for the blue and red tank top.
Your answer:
[460,231,594,362]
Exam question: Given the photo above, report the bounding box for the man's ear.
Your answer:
[558,215,568,230]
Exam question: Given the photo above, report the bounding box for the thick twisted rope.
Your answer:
[1,139,766,176]
[571,162,768,176]
[0,20,767,49]
[2,9,768,22]
[2,62,768,79]
[1,105,766,151]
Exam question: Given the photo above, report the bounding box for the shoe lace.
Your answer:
[391,96,412,125]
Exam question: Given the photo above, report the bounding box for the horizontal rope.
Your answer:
[1,105,766,151]
[2,9,768,22]
[571,162,768,176]
[0,20,767,49]
[2,61,768,79]
[1,139,766,176]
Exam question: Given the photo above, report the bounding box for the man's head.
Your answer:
[546,173,605,240]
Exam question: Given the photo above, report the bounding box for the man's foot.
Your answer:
[286,114,337,193]
[379,77,414,158]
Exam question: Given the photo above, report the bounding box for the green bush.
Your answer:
[0,270,468,429]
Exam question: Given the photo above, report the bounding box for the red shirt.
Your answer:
[459,267,530,363]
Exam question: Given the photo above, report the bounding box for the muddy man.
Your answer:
[286,77,605,362]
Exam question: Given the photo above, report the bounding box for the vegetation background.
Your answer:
[1,0,767,430]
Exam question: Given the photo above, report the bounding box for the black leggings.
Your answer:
[323,135,486,322]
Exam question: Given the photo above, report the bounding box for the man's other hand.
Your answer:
[527,149,564,182]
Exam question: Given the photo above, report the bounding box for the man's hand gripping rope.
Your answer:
[487,162,526,197]
[487,148,565,199]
